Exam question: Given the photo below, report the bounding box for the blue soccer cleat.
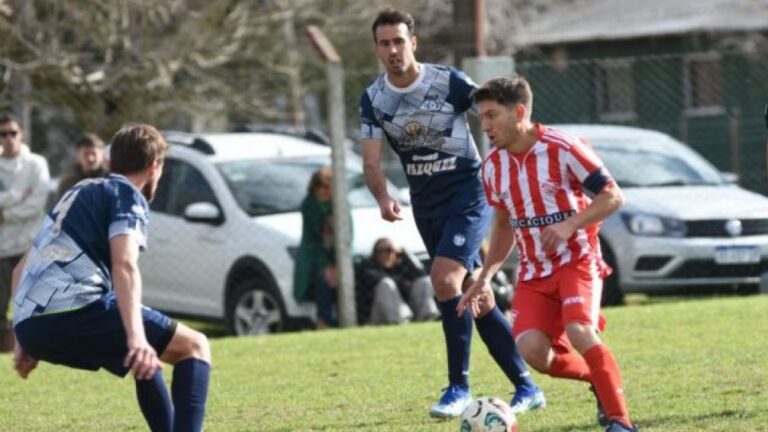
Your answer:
[605,420,638,432]
[429,384,473,418]
[510,385,546,414]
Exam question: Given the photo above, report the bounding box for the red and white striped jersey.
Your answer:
[482,123,614,282]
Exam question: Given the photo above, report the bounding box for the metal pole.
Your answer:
[306,26,357,327]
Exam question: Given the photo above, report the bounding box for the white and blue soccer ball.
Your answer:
[460,397,518,432]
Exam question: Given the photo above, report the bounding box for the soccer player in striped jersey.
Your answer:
[459,75,637,432]
[361,7,543,419]
[11,124,210,432]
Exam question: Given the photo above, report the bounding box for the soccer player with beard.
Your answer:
[11,124,211,432]
[360,7,544,418]
[459,75,637,432]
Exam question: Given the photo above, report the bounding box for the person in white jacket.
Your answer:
[0,113,49,352]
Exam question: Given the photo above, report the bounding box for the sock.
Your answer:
[548,350,592,382]
[135,371,173,432]
[438,296,472,387]
[475,306,536,390]
[172,358,211,432]
[583,344,631,427]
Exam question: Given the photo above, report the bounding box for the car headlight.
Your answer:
[621,213,686,237]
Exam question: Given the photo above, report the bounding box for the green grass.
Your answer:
[1,295,767,431]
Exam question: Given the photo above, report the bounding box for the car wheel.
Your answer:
[226,281,285,336]
[600,238,625,307]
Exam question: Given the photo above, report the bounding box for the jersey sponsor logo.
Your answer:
[405,156,458,176]
[404,121,427,138]
[453,233,466,247]
[419,95,442,112]
[509,210,576,229]
[412,153,439,162]
[563,296,585,306]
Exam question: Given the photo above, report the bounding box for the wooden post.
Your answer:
[306,26,357,327]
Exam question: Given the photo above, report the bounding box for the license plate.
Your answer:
[714,246,761,264]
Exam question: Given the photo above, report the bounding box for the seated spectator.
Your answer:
[356,237,439,325]
[56,133,108,198]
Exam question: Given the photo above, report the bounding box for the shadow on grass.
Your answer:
[544,409,752,432]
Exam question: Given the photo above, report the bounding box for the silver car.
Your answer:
[557,124,768,305]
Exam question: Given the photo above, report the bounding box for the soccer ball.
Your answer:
[460,397,518,432]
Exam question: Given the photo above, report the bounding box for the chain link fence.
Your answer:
[516,50,768,194]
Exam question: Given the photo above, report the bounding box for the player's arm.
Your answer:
[110,234,161,380]
[10,252,38,379]
[362,138,402,222]
[541,178,624,254]
[458,208,516,317]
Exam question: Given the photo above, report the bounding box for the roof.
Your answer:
[163,131,330,162]
[512,0,768,47]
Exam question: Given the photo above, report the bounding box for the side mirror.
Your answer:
[720,171,739,185]
[184,202,223,225]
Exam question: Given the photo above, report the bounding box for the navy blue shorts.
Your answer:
[15,293,177,377]
[414,204,492,273]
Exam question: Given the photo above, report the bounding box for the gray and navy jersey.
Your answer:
[13,174,149,324]
[360,64,486,217]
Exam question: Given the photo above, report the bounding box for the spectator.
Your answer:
[56,133,108,198]
[293,167,350,329]
[0,113,50,352]
[355,237,439,325]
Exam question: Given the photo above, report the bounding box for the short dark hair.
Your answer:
[474,75,533,109]
[75,133,105,150]
[109,123,167,176]
[371,7,415,41]
[0,113,21,126]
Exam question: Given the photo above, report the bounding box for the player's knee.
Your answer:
[430,271,461,300]
[565,323,601,354]
[191,331,211,363]
[516,332,553,373]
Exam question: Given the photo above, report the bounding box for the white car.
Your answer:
[140,131,426,335]
[557,124,768,305]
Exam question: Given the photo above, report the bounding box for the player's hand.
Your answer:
[13,341,38,379]
[377,195,403,222]
[541,221,575,254]
[457,279,493,318]
[124,337,162,380]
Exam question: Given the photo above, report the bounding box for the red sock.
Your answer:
[548,351,592,382]
[583,344,631,426]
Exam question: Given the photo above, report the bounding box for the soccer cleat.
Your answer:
[429,384,473,418]
[509,385,546,414]
[605,420,638,432]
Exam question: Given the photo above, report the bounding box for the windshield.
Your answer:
[591,138,724,188]
[216,156,380,216]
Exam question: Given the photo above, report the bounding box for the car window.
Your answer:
[150,158,177,213]
[151,158,219,217]
[216,156,379,216]
[591,138,723,187]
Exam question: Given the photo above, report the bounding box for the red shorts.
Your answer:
[510,257,606,352]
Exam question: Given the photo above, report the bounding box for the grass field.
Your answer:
[1,295,767,431]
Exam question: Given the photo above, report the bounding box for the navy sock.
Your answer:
[439,295,472,387]
[135,371,173,432]
[475,306,536,390]
[171,358,211,432]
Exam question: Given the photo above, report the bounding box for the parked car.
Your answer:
[140,131,427,335]
[556,124,768,305]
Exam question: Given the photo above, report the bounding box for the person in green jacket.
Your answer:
[293,167,339,329]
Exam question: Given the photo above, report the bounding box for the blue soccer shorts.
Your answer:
[414,203,492,273]
[14,292,177,377]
